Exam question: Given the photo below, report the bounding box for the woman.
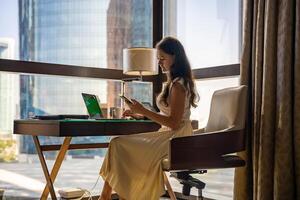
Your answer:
[99,37,199,200]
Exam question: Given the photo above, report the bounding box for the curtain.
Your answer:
[234,0,300,199]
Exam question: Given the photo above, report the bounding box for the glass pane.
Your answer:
[0,73,19,136]
[0,1,153,197]
[0,0,153,69]
[164,0,242,68]
[0,72,153,155]
[191,77,240,128]
[0,0,154,159]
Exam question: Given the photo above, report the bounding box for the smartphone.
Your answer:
[119,95,133,104]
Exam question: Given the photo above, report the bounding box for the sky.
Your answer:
[0,0,240,66]
[0,0,19,58]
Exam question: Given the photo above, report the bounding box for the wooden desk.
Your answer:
[14,119,161,137]
[14,119,160,200]
[14,119,198,199]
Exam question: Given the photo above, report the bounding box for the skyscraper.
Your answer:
[18,0,153,155]
[0,38,19,138]
[18,0,110,154]
[106,0,153,107]
[19,0,109,119]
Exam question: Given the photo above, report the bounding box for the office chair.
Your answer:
[163,85,248,200]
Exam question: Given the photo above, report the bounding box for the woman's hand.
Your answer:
[122,109,144,119]
[126,99,146,115]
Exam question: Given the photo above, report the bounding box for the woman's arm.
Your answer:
[128,82,186,130]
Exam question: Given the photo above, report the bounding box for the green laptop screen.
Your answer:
[82,93,102,119]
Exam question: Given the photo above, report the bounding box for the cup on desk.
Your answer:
[100,103,108,118]
[109,107,123,119]
[101,108,108,119]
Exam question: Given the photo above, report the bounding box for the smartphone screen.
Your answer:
[120,95,133,104]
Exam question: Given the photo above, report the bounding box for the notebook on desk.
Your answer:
[33,93,108,120]
[32,114,89,120]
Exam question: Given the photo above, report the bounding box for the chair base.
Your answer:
[170,171,207,196]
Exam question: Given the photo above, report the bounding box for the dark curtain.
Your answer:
[234,0,300,199]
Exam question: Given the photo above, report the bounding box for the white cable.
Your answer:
[59,176,101,200]
[88,175,101,199]
[77,175,101,200]
[80,189,91,200]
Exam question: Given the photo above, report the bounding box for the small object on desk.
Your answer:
[109,107,123,119]
[32,114,89,120]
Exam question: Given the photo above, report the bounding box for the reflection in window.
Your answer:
[164,0,242,68]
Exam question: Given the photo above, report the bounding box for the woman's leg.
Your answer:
[98,181,112,200]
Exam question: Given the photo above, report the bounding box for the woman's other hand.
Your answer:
[126,99,146,115]
[122,109,144,119]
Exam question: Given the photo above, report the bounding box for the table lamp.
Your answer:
[123,47,158,79]
[121,47,158,109]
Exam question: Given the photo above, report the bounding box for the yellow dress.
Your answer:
[99,78,193,200]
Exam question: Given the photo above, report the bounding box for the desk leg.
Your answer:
[32,136,57,200]
[41,137,72,199]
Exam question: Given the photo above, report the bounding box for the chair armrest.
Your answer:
[167,129,245,170]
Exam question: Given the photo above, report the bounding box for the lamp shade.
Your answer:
[123,47,158,76]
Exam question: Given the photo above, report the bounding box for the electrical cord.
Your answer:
[78,175,101,200]
[59,175,101,200]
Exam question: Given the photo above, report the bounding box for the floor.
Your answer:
[0,156,234,200]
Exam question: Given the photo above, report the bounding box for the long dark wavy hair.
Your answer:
[156,37,199,108]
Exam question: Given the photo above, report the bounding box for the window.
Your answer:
[17,74,152,157]
[163,0,242,126]
[163,1,242,199]
[19,0,153,68]
[191,77,240,127]
[164,0,242,68]
[0,0,154,177]
[0,0,154,149]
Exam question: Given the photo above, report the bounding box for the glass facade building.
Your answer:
[18,0,153,155]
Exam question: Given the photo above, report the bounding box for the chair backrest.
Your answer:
[204,85,247,133]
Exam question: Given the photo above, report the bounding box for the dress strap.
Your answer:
[170,77,186,91]
[172,77,183,84]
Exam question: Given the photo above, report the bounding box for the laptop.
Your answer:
[82,93,156,120]
[81,93,104,119]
